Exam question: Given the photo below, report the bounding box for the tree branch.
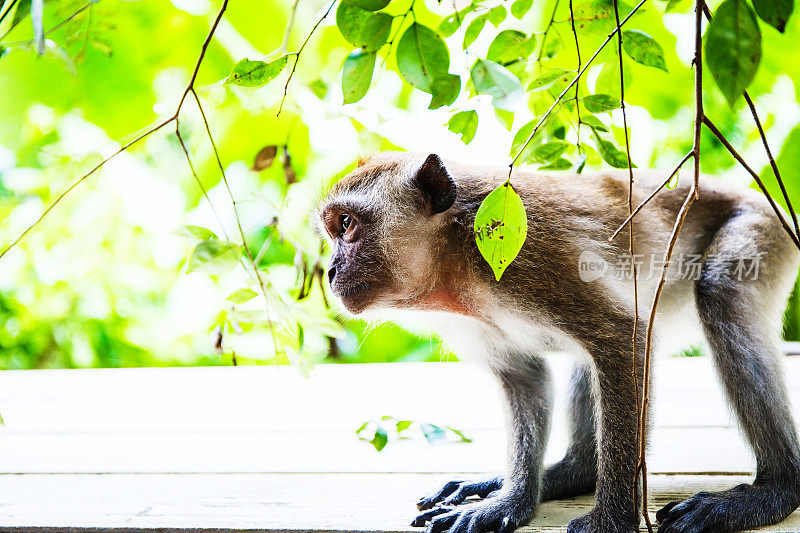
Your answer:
[0,0,230,260]
[703,117,800,249]
[608,150,694,242]
[277,0,337,116]
[636,0,704,527]
[509,0,647,174]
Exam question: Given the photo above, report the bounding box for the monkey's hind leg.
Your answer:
[540,362,598,501]
[657,209,800,533]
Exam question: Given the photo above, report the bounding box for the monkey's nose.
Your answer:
[327,266,336,284]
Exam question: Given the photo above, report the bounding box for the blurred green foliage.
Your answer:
[0,0,798,371]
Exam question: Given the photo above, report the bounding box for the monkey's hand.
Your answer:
[410,494,532,533]
[416,476,503,510]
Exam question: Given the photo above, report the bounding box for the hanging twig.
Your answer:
[0,0,231,262]
[742,93,800,240]
[0,1,91,44]
[611,0,649,528]
[277,0,337,116]
[189,88,282,354]
[703,118,800,249]
[636,0,704,528]
[568,0,582,152]
[608,151,693,241]
[699,4,799,243]
[509,0,648,175]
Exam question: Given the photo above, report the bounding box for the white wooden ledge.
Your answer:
[0,357,798,531]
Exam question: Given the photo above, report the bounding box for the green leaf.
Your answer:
[753,0,793,31]
[495,108,515,130]
[532,140,570,162]
[582,94,621,113]
[439,4,477,37]
[474,181,528,281]
[705,0,762,107]
[396,420,413,432]
[487,30,537,65]
[539,157,573,170]
[429,74,461,109]
[355,421,370,434]
[622,30,668,71]
[227,57,288,87]
[420,423,447,443]
[360,12,393,50]
[349,0,390,10]
[342,49,376,104]
[527,68,573,91]
[487,5,507,25]
[309,79,328,99]
[591,128,635,169]
[510,119,539,161]
[447,110,479,144]
[462,13,488,48]
[371,426,388,451]
[396,23,451,92]
[227,288,258,303]
[470,59,523,111]
[177,225,218,241]
[580,113,609,132]
[187,240,241,275]
[336,0,371,46]
[511,0,534,18]
[665,170,680,189]
[446,426,473,442]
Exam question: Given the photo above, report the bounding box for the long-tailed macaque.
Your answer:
[317,152,800,533]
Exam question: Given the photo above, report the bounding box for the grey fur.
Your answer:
[317,152,800,533]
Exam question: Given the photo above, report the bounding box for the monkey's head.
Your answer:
[317,152,459,316]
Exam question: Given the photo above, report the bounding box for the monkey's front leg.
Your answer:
[412,358,553,533]
[567,333,644,533]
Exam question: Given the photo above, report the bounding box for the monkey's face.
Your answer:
[318,153,457,315]
[319,201,393,314]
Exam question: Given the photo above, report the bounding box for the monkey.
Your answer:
[316,151,800,533]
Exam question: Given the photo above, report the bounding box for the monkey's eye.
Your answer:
[340,214,352,233]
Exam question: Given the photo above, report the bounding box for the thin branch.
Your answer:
[0,0,230,260]
[612,0,648,528]
[608,151,693,241]
[277,0,337,116]
[175,122,232,242]
[699,4,799,241]
[568,0,582,152]
[0,1,91,44]
[742,94,800,239]
[509,0,648,173]
[0,0,19,28]
[280,0,301,52]
[189,88,281,355]
[537,0,561,67]
[636,0,703,527]
[703,117,800,249]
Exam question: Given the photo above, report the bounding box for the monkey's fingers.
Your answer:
[410,506,453,527]
[417,480,465,510]
[441,477,504,506]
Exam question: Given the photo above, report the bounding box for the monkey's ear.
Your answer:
[413,154,457,215]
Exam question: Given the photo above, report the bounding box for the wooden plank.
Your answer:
[0,473,796,532]
[0,357,794,475]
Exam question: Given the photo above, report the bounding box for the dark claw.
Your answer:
[655,501,679,522]
[427,510,459,533]
[442,477,503,506]
[417,480,464,510]
[411,506,453,527]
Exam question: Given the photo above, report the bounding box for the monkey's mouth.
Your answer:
[332,281,376,314]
